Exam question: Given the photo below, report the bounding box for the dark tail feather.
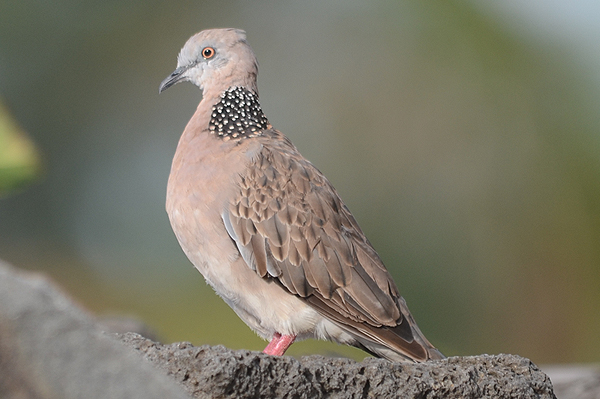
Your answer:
[353,296,445,362]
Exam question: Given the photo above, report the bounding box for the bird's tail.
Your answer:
[353,296,445,363]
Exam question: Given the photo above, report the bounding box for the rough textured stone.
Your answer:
[118,332,557,399]
[0,259,566,399]
[0,261,191,399]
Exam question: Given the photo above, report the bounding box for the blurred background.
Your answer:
[1,0,599,365]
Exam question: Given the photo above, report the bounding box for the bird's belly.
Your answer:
[214,262,357,346]
[212,260,323,339]
[166,185,333,341]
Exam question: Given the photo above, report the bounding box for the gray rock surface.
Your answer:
[0,260,564,399]
[118,332,557,399]
[0,261,191,399]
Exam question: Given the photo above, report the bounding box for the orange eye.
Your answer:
[202,47,215,59]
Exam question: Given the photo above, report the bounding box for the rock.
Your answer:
[117,332,557,399]
[0,261,191,399]
[0,259,560,398]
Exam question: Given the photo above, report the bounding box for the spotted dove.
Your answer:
[159,28,444,362]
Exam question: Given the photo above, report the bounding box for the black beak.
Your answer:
[159,66,190,93]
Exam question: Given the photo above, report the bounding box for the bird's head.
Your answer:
[159,28,259,96]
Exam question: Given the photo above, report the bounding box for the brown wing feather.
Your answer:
[224,130,399,324]
[222,129,442,361]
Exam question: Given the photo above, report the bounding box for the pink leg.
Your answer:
[262,332,296,356]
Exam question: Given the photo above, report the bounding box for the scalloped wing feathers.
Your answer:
[222,129,434,361]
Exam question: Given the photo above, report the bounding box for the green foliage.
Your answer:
[0,102,42,195]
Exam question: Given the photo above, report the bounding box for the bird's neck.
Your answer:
[203,86,270,141]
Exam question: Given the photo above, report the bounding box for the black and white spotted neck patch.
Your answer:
[208,87,270,140]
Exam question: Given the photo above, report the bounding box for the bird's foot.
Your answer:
[262,332,296,356]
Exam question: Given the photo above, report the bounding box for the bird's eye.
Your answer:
[202,47,215,59]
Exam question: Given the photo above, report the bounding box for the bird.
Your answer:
[159,28,444,362]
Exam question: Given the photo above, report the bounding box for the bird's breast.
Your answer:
[166,131,260,276]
